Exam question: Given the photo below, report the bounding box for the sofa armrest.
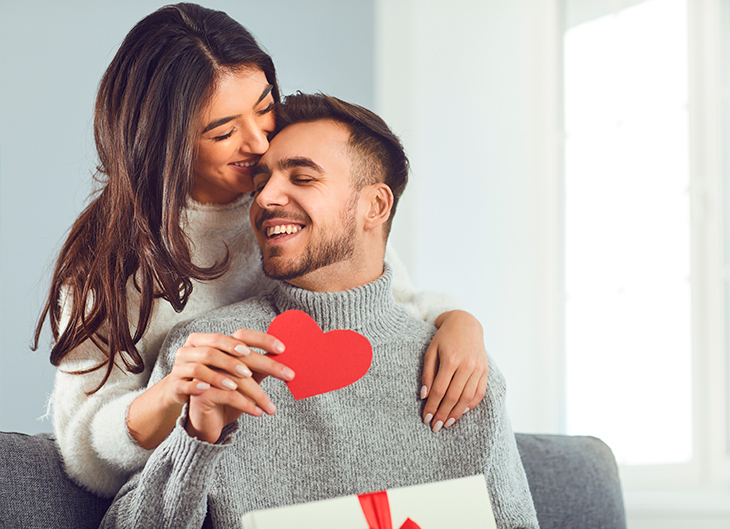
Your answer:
[516,433,627,529]
[0,431,111,529]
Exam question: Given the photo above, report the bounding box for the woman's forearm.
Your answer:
[127,376,184,450]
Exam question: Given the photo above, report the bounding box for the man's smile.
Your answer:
[266,224,303,238]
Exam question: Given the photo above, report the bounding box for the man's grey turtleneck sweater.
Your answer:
[101,264,539,529]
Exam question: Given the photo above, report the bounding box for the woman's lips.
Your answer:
[229,160,257,175]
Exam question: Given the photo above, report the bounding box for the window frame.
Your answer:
[559,0,730,514]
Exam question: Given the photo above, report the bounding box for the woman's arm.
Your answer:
[385,245,489,432]
[127,329,293,450]
[51,341,157,497]
[52,299,290,497]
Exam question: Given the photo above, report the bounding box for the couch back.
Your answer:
[0,431,625,529]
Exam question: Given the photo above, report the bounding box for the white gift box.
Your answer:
[241,474,496,529]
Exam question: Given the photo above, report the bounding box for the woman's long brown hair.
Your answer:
[33,3,279,392]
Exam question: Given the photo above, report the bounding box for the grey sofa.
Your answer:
[0,431,625,529]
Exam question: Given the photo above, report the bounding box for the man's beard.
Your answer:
[260,197,358,281]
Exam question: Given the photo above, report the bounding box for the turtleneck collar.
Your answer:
[271,263,399,336]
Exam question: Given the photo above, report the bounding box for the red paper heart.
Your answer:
[267,310,373,400]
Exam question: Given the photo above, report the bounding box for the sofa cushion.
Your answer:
[516,433,626,529]
[0,431,111,529]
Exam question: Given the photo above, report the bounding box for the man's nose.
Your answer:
[255,175,289,208]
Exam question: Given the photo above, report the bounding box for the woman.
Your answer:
[35,3,488,497]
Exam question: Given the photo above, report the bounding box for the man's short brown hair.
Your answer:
[274,93,409,234]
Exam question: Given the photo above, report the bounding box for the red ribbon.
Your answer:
[357,490,421,529]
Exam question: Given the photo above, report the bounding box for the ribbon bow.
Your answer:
[357,491,421,529]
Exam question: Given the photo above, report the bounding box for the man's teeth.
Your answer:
[267,225,302,237]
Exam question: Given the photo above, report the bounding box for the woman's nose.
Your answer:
[240,118,271,155]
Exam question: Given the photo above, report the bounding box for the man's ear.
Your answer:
[362,183,394,231]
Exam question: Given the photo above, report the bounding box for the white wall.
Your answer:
[0,0,375,433]
[1,0,561,438]
[376,0,563,434]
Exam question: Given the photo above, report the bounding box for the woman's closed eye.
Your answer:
[212,129,235,141]
[257,102,275,116]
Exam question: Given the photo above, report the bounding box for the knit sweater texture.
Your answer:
[49,194,456,497]
[100,266,539,529]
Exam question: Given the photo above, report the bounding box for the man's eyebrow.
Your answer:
[202,84,274,134]
[279,157,324,173]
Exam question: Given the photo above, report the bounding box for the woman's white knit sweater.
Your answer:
[49,194,455,497]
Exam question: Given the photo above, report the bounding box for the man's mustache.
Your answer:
[254,208,311,232]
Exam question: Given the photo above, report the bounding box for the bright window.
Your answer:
[563,0,692,466]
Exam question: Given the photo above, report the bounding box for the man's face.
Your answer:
[250,120,361,285]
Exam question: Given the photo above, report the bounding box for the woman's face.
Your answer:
[192,68,276,204]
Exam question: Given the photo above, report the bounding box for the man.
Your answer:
[101,93,539,529]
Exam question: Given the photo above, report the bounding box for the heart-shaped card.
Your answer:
[267,310,373,400]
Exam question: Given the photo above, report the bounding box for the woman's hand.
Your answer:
[421,310,488,433]
[185,381,257,444]
[179,329,295,443]
[127,329,294,449]
[165,330,294,416]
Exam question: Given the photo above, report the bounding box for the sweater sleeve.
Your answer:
[480,357,539,529]
[385,244,458,325]
[100,417,237,529]
[49,289,156,497]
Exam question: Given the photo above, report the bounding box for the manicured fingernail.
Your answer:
[420,385,428,399]
[424,413,433,424]
[266,403,277,414]
[432,420,443,433]
[282,367,295,380]
[273,341,285,354]
[254,406,264,415]
[236,364,252,377]
[444,417,456,428]
[196,382,210,390]
[222,378,237,390]
[463,407,470,414]
[235,344,250,356]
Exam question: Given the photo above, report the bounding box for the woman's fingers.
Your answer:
[174,346,251,389]
[183,330,283,358]
[423,360,463,431]
[235,376,277,415]
[172,359,278,415]
[227,329,295,381]
[230,328,286,355]
[175,340,294,386]
[186,388,265,443]
[171,330,294,418]
[440,371,482,427]
[420,342,439,401]
[234,348,295,382]
[421,350,458,424]
[423,362,489,433]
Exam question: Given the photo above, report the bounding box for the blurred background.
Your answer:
[1,0,729,526]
